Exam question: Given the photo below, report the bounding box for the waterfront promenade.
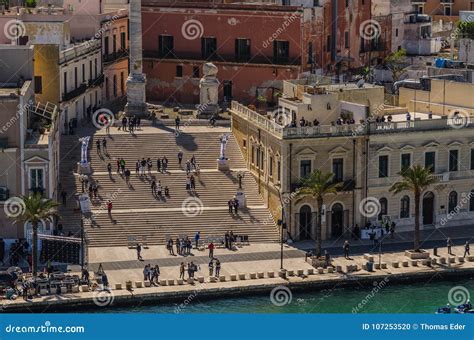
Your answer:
[2,244,473,312]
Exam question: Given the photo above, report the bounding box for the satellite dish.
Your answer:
[356,79,365,88]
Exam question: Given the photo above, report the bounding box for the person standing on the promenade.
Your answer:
[176,237,181,255]
[464,241,470,258]
[194,232,200,249]
[137,243,143,261]
[343,240,350,259]
[102,272,109,291]
[208,260,214,277]
[208,242,214,258]
[215,259,221,277]
[447,237,453,255]
[224,231,229,249]
[167,238,174,255]
[179,262,185,279]
[143,264,150,281]
[229,231,234,250]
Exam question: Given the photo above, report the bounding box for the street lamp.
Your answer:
[279,192,290,270]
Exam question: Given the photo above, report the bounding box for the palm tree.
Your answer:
[13,193,59,277]
[295,169,342,257]
[389,165,438,252]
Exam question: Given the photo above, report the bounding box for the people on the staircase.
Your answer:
[121,117,127,131]
[107,163,112,176]
[124,169,131,185]
[61,190,67,206]
[120,158,126,174]
[147,158,152,174]
[162,156,168,173]
[135,160,140,175]
[157,180,162,197]
[185,160,191,175]
[190,175,196,191]
[102,138,107,154]
[233,198,239,214]
[96,139,101,155]
[107,200,113,216]
[175,116,181,131]
[151,180,157,196]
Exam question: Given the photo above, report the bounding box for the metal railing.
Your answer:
[144,50,301,66]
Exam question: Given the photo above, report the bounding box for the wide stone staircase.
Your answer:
[59,126,280,247]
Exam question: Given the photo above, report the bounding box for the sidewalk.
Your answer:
[293,224,474,253]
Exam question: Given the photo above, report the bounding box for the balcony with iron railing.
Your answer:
[143,50,301,66]
[88,74,105,87]
[62,83,87,102]
[103,49,129,64]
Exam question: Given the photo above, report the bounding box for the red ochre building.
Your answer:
[141,1,381,105]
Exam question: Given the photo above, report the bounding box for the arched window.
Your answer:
[378,197,388,220]
[448,191,458,213]
[400,196,410,218]
[470,190,474,212]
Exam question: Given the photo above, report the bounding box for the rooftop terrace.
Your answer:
[230,101,474,139]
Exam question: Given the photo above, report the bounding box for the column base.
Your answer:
[217,158,229,171]
[125,102,148,118]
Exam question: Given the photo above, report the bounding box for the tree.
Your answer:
[13,193,59,277]
[385,48,407,83]
[295,170,342,256]
[389,165,438,252]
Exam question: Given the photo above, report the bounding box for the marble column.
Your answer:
[125,0,147,117]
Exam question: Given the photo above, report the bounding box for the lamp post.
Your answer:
[279,192,290,270]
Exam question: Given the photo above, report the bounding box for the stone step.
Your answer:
[84,208,278,246]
